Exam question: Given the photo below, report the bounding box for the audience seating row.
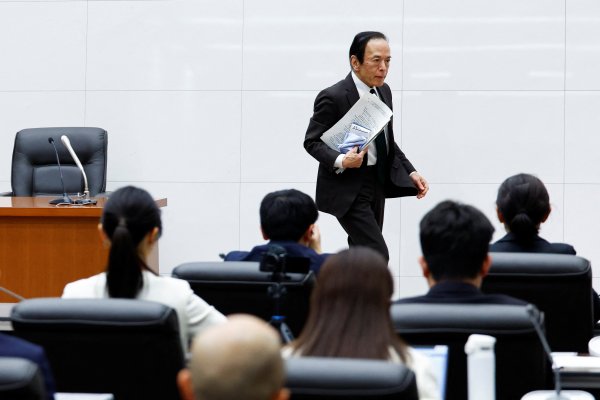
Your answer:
[5,252,595,400]
[174,253,596,353]
[0,353,420,400]
[8,299,545,400]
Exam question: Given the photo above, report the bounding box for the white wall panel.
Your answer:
[566,0,600,89]
[564,184,600,276]
[243,0,404,91]
[241,91,317,182]
[402,91,565,183]
[0,92,86,182]
[85,91,242,183]
[110,182,242,274]
[565,91,600,182]
[403,0,565,90]
[4,0,600,299]
[0,2,86,91]
[86,0,243,90]
[397,276,430,300]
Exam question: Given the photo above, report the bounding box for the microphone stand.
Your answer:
[525,305,591,400]
[47,137,73,205]
[61,135,97,205]
[0,286,24,301]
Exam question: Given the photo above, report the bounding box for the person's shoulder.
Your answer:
[62,273,106,297]
[393,295,427,304]
[145,272,190,290]
[547,242,576,255]
[489,234,515,252]
[379,82,392,96]
[0,333,44,359]
[318,74,353,97]
[485,293,528,306]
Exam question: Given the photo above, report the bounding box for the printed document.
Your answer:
[320,94,393,152]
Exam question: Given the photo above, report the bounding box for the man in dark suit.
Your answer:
[225,189,328,275]
[396,200,526,305]
[304,31,428,261]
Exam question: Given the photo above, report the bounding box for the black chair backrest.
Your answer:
[11,127,108,197]
[172,261,315,336]
[483,252,593,352]
[391,303,546,400]
[11,298,184,400]
[0,357,45,400]
[285,357,418,400]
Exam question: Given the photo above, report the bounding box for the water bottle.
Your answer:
[465,334,496,400]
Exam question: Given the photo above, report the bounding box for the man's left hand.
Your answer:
[410,172,429,199]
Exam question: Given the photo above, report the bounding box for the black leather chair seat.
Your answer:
[392,303,547,400]
[8,127,107,197]
[0,357,45,400]
[11,298,184,400]
[285,357,418,399]
[172,261,315,336]
[484,252,594,352]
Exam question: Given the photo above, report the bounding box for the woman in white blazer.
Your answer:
[62,186,226,350]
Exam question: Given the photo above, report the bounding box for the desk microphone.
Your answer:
[525,304,586,400]
[61,135,96,205]
[47,137,73,205]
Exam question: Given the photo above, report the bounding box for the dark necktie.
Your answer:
[370,88,387,184]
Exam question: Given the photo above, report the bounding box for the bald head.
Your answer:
[178,315,288,400]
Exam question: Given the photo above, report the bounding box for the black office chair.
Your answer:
[483,252,594,352]
[11,298,184,400]
[391,303,546,400]
[0,357,45,400]
[5,127,108,197]
[285,357,418,400]
[172,261,315,337]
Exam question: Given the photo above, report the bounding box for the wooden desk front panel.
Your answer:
[0,196,165,302]
[0,215,107,301]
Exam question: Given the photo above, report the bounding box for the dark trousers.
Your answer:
[337,167,388,260]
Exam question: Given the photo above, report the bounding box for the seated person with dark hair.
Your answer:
[225,189,329,275]
[396,200,526,305]
[491,173,574,253]
[491,172,600,321]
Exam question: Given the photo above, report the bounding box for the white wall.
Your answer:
[1,0,598,298]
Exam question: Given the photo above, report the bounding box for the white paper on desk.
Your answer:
[320,94,392,152]
[552,353,600,372]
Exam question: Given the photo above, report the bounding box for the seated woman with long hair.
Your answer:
[491,172,600,322]
[62,186,226,350]
[283,246,439,400]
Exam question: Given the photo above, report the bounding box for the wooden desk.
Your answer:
[0,196,167,302]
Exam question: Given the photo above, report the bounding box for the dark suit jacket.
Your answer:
[395,281,527,306]
[304,73,417,218]
[490,233,576,254]
[0,333,56,399]
[224,241,328,275]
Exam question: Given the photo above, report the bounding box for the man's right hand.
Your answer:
[342,146,367,168]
